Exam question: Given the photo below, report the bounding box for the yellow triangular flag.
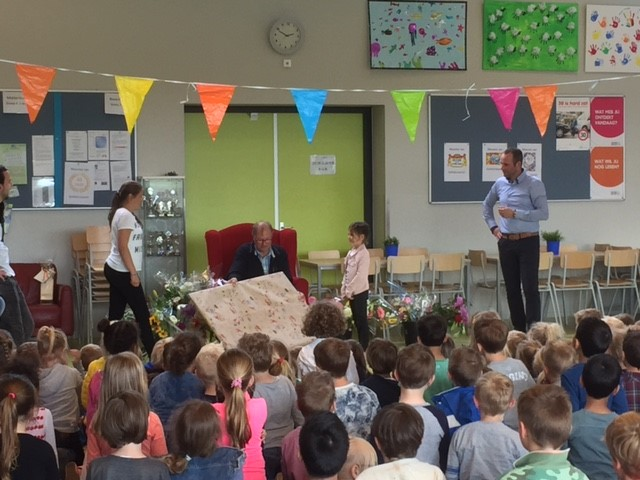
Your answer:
[115,76,154,134]
[391,91,426,142]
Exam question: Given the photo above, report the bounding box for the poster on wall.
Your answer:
[585,5,640,73]
[482,143,506,182]
[590,97,624,200]
[483,1,579,71]
[555,97,590,151]
[443,143,469,182]
[517,143,542,177]
[368,1,467,70]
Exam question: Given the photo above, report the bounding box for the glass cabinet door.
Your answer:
[140,176,186,294]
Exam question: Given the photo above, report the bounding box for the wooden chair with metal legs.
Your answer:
[550,251,597,326]
[468,249,500,314]
[307,250,341,298]
[386,255,426,295]
[85,225,111,343]
[595,249,640,316]
[70,232,88,342]
[428,253,466,300]
[538,251,561,325]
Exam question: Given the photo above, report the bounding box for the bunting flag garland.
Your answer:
[291,89,328,143]
[15,64,56,123]
[391,90,426,142]
[115,76,154,134]
[524,85,558,137]
[488,87,520,131]
[195,84,235,142]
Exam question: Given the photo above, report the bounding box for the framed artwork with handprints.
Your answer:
[483,1,579,71]
[368,1,467,70]
[585,5,640,72]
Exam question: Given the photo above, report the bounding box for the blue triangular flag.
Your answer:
[291,89,328,143]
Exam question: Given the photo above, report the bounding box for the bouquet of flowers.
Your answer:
[367,295,400,334]
[148,270,218,342]
[389,291,438,323]
[429,294,469,336]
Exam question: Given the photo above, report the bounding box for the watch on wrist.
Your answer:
[513,209,517,218]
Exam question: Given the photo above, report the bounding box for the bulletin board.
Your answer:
[0,91,135,209]
[428,95,624,203]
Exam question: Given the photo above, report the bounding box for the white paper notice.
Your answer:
[517,143,542,178]
[64,163,94,205]
[89,161,110,191]
[2,91,27,114]
[32,177,55,208]
[32,135,55,176]
[88,130,109,160]
[110,161,132,188]
[310,155,336,175]
[0,144,28,184]
[109,131,130,161]
[443,143,470,182]
[482,143,507,182]
[66,131,88,162]
[104,93,124,115]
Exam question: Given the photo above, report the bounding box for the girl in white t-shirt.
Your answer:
[105,181,154,355]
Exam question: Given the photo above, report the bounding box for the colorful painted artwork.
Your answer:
[585,5,640,72]
[483,1,579,71]
[368,1,467,70]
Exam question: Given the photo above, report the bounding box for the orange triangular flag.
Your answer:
[15,64,56,123]
[196,84,236,142]
[115,76,154,134]
[524,85,558,137]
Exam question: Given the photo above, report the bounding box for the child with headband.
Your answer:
[213,348,267,480]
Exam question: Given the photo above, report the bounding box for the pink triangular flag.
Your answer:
[488,87,520,131]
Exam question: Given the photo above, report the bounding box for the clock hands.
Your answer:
[277,27,293,37]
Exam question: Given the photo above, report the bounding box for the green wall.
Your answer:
[184,110,365,279]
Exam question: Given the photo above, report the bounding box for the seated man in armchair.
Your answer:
[227,221,293,283]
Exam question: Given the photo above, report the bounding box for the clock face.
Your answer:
[269,20,303,55]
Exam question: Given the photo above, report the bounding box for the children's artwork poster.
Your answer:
[585,5,640,72]
[482,142,507,182]
[368,1,467,70]
[589,97,624,200]
[517,143,542,177]
[483,1,579,71]
[443,143,469,182]
[555,97,590,151]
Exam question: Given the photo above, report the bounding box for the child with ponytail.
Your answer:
[214,348,267,480]
[0,373,58,480]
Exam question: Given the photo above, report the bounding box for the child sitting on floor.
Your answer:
[605,411,640,480]
[446,371,526,480]
[361,338,400,407]
[395,343,450,471]
[418,314,454,402]
[432,347,483,432]
[568,353,621,479]
[314,338,379,439]
[474,318,534,430]
[622,330,640,412]
[536,339,576,385]
[500,385,588,480]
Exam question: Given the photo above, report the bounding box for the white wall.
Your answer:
[0,0,637,285]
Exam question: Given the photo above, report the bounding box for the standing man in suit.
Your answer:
[227,221,293,283]
[0,166,34,344]
[482,148,549,332]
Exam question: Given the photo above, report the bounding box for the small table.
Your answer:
[299,258,343,297]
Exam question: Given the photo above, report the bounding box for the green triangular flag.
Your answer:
[391,91,426,142]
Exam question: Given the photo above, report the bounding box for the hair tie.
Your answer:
[278,357,285,365]
[230,378,243,389]
[7,392,15,400]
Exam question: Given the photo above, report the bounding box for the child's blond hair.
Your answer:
[538,340,577,385]
[604,316,628,368]
[150,337,173,369]
[505,330,526,358]
[516,340,542,378]
[606,411,640,479]
[194,342,225,388]
[36,326,68,366]
[527,322,565,346]
[269,339,297,385]
[474,371,514,416]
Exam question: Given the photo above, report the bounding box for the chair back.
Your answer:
[387,255,425,275]
[368,248,384,259]
[86,226,111,269]
[594,243,611,252]
[604,248,638,268]
[559,243,578,253]
[428,253,465,296]
[369,257,381,294]
[71,232,88,274]
[204,223,299,280]
[308,250,340,260]
[398,247,428,260]
[468,250,487,268]
[560,251,594,270]
[538,251,554,272]
[429,253,465,273]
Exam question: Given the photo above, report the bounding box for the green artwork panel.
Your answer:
[483,1,579,71]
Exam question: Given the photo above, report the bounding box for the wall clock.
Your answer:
[269,19,303,55]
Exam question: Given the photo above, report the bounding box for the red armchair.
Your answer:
[12,263,74,337]
[205,223,309,298]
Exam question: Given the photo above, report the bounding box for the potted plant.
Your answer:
[384,236,399,257]
[542,230,564,256]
